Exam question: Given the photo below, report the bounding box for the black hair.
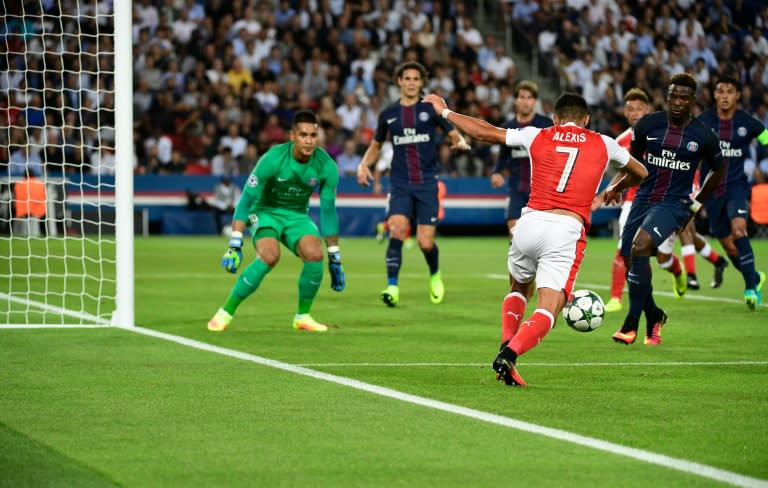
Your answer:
[553,92,589,119]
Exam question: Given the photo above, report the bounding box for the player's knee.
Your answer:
[731,222,748,238]
[417,236,433,251]
[631,234,653,256]
[258,250,280,267]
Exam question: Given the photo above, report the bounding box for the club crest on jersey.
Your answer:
[686,141,699,152]
[308,178,318,187]
[248,175,259,187]
[419,111,430,122]
[737,126,747,137]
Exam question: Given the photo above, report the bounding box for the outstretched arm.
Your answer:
[357,140,382,187]
[602,157,648,206]
[423,94,507,145]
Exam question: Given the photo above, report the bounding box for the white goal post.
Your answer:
[0,0,134,327]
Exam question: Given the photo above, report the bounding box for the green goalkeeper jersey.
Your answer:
[234,141,340,236]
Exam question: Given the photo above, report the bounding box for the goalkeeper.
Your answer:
[208,110,345,332]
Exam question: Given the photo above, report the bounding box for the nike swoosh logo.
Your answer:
[737,209,748,214]
[277,177,290,182]
[387,118,397,124]
[647,136,659,141]
[653,227,662,237]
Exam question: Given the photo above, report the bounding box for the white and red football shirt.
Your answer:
[505,122,630,225]
[615,127,638,202]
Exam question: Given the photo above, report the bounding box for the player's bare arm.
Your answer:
[423,94,507,145]
[357,140,382,187]
[447,129,471,151]
[603,157,647,205]
[692,164,726,207]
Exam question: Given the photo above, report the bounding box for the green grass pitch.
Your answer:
[1,235,767,487]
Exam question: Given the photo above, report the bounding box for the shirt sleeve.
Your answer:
[601,135,631,169]
[318,154,340,237]
[504,126,539,148]
[233,153,276,222]
[374,109,389,143]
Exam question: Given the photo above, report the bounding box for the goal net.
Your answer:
[0,0,133,327]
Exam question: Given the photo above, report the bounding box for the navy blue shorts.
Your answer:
[387,182,440,225]
[505,190,530,221]
[704,185,750,238]
[620,199,691,257]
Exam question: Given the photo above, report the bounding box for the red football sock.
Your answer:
[681,244,696,274]
[501,292,527,343]
[509,309,555,357]
[610,249,625,300]
[659,255,682,276]
[699,242,721,264]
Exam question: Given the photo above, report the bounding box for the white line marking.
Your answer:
[0,291,112,326]
[297,361,768,367]
[115,324,766,488]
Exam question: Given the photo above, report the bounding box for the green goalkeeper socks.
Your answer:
[297,260,323,314]
[223,259,271,315]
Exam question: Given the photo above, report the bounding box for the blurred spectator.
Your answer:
[220,123,248,159]
[209,175,241,235]
[210,146,238,177]
[336,139,362,177]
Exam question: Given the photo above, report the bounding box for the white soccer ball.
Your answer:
[562,289,605,332]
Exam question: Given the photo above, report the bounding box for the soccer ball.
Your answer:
[563,290,605,332]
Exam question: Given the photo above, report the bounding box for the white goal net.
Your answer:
[0,0,133,327]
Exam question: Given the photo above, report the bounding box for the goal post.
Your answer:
[113,0,134,328]
[0,0,134,327]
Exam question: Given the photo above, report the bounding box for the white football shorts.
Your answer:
[508,209,585,294]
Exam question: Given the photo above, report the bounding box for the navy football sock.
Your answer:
[728,253,743,272]
[422,243,439,275]
[386,238,404,286]
[734,237,757,289]
[627,256,652,321]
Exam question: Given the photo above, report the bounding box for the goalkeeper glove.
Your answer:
[327,245,345,292]
[221,231,243,273]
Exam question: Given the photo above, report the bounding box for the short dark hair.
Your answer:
[292,110,318,127]
[394,61,429,84]
[553,92,589,119]
[514,80,539,99]
[715,74,741,92]
[669,73,697,93]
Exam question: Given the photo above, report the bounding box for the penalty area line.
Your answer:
[122,324,766,488]
[296,360,768,367]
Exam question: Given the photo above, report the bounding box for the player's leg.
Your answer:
[656,234,686,297]
[678,222,699,290]
[495,212,583,386]
[616,203,687,345]
[730,212,763,310]
[691,226,729,287]
[380,189,412,306]
[208,225,281,332]
[606,201,632,312]
[706,195,743,280]
[414,185,444,304]
[292,227,328,332]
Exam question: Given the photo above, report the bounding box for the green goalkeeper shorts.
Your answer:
[249,208,320,255]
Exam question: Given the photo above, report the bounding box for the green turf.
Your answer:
[1,235,766,487]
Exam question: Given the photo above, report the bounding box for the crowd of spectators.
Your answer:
[508,0,768,182]
[1,0,768,184]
